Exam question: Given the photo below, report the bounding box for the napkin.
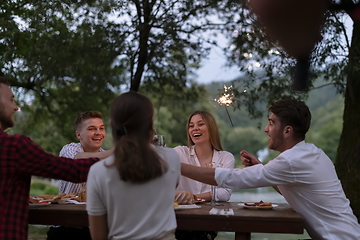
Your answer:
[59,199,86,205]
[209,208,234,215]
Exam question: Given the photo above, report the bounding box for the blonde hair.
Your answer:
[186,110,223,151]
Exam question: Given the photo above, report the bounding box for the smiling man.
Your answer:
[47,111,106,240]
[181,99,360,240]
[58,111,106,194]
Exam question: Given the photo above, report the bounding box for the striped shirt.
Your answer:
[58,143,104,195]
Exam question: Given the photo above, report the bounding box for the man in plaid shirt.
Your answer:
[0,76,108,240]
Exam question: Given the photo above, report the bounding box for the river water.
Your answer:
[216,187,310,240]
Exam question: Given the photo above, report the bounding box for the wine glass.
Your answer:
[205,162,223,206]
[152,135,166,146]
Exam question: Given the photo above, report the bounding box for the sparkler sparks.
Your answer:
[214,85,234,106]
[214,85,235,127]
[213,85,248,142]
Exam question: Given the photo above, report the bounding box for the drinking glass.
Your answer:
[205,162,223,206]
[152,135,166,146]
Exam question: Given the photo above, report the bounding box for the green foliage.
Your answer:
[28,225,49,240]
[2,0,125,146]
[2,0,357,219]
[306,95,343,162]
[2,0,238,147]
[30,182,58,196]
[224,5,351,119]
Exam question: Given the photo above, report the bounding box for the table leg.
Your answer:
[235,232,251,240]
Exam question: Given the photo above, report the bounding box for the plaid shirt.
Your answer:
[0,130,99,240]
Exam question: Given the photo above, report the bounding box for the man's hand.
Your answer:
[75,147,114,160]
[240,150,261,167]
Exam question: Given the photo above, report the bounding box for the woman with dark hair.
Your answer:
[174,110,235,240]
[86,91,180,240]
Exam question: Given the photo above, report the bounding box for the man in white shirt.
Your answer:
[47,111,106,240]
[181,99,360,240]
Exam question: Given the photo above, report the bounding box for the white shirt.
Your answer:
[215,141,360,240]
[86,146,180,239]
[58,142,104,194]
[174,145,235,201]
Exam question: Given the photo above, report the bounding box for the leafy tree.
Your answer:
[225,1,360,218]
[223,126,266,166]
[1,0,229,146]
[148,81,210,147]
[306,96,344,162]
[1,0,126,144]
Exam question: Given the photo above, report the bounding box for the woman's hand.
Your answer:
[174,191,196,205]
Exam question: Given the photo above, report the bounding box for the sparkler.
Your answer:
[214,85,235,127]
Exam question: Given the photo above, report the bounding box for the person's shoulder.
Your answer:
[156,146,181,162]
[216,150,235,158]
[287,141,321,155]
[218,150,234,156]
[173,145,190,154]
[0,131,32,144]
[62,142,81,148]
[90,155,114,172]
[59,142,83,157]
[157,146,177,156]
[60,142,82,152]
[1,131,25,139]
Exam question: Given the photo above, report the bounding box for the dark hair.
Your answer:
[109,91,168,183]
[74,111,103,131]
[187,110,223,151]
[0,76,11,100]
[0,76,10,86]
[269,99,311,140]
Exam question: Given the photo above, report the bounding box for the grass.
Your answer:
[28,225,49,240]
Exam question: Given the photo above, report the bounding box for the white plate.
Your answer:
[238,203,278,210]
[58,199,86,205]
[29,202,51,208]
[177,204,201,209]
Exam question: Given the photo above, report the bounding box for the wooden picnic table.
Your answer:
[29,202,304,240]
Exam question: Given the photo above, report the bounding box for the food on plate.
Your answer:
[244,201,272,207]
[53,193,66,200]
[78,186,86,202]
[173,202,179,209]
[35,193,79,201]
[29,197,40,204]
[62,193,77,199]
[36,194,56,200]
[174,191,196,205]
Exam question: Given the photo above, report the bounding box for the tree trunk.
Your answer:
[335,20,360,220]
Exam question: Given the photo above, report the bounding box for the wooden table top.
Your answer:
[29,202,304,239]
